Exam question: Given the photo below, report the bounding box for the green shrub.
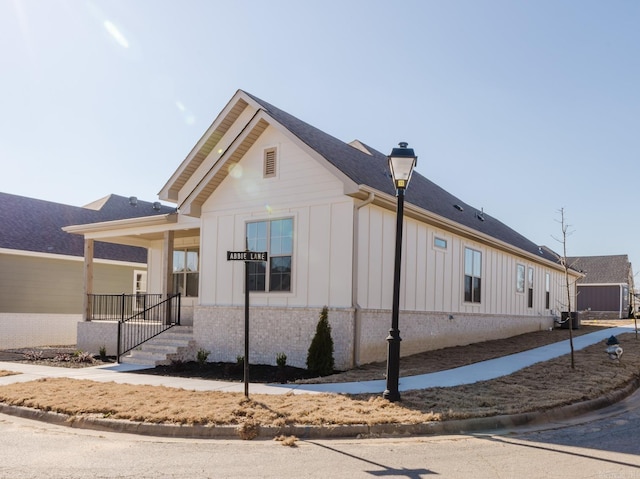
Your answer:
[276,352,287,368]
[196,349,210,365]
[306,306,335,376]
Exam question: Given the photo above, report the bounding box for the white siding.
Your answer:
[357,204,574,317]
[198,125,354,309]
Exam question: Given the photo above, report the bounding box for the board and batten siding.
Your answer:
[357,204,569,317]
[198,125,354,309]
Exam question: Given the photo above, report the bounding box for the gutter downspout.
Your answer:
[352,191,375,367]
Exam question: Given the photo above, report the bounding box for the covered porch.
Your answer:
[63,212,201,357]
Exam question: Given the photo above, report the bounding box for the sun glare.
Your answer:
[228,163,243,179]
[103,20,129,48]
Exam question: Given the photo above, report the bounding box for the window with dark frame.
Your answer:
[464,247,482,303]
[545,272,550,309]
[173,249,199,297]
[246,218,293,292]
[527,267,534,308]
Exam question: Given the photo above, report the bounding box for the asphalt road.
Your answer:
[1,389,639,479]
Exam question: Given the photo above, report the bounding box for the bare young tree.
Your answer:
[553,207,576,369]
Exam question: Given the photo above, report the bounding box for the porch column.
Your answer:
[162,231,175,296]
[162,231,175,325]
[83,239,94,321]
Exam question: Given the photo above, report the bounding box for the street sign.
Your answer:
[226,251,268,262]
[226,249,268,399]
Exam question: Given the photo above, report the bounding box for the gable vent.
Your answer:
[264,147,277,178]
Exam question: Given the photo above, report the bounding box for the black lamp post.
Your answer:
[383,142,417,402]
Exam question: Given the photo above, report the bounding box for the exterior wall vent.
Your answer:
[264,147,277,178]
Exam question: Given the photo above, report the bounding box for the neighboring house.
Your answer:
[567,255,634,319]
[67,90,581,369]
[0,192,174,349]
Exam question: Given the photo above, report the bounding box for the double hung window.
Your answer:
[527,267,534,308]
[516,264,526,293]
[173,249,199,297]
[464,247,482,303]
[246,218,293,292]
[545,273,551,309]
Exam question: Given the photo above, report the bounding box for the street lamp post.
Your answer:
[383,142,417,402]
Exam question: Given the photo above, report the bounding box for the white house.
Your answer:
[65,90,579,370]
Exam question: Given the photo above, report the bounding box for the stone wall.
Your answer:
[356,310,554,365]
[193,306,355,370]
[193,305,554,370]
[77,321,118,356]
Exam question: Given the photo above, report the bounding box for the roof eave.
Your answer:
[354,185,574,274]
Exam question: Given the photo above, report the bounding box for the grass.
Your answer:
[0,325,638,429]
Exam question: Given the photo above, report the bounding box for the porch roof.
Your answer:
[63,213,200,248]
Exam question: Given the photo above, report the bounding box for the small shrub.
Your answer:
[276,352,287,368]
[54,353,72,362]
[24,350,43,361]
[306,306,335,376]
[276,352,288,384]
[99,345,107,361]
[73,351,95,364]
[196,349,210,365]
[236,355,245,366]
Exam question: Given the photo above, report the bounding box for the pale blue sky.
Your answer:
[1,1,639,277]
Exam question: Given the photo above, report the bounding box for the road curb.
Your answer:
[1,376,638,440]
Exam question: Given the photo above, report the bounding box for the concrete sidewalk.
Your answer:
[0,325,633,395]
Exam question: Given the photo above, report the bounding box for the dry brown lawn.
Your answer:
[0,370,18,378]
[0,324,638,429]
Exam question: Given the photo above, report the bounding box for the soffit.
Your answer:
[161,97,249,202]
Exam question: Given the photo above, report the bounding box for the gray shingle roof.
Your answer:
[244,91,556,263]
[0,193,174,263]
[566,255,631,284]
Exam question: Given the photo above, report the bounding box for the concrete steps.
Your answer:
[119,326,196,367]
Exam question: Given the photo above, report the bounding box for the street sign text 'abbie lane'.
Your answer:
[226,251,268,262]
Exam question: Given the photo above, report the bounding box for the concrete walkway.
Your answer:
[0,325,634,395]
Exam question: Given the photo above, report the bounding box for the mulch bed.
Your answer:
[136,361,320,384]
[0,346,115,368]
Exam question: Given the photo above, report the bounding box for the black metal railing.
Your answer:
[88,294,165,321]
[87,293,181,361]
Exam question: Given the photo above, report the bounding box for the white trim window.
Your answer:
[246,218,293,292]
[545,272,551,309]
[173,248,199,297]
[464,247,482,303]
[434,237,448,249]
[527,267,534,308]
[516,264,526,294]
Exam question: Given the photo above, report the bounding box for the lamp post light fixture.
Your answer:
[383,142,417,402]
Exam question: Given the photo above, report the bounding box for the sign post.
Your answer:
[227,249,268,398]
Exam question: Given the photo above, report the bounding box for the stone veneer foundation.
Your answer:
[193,306,554,370]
